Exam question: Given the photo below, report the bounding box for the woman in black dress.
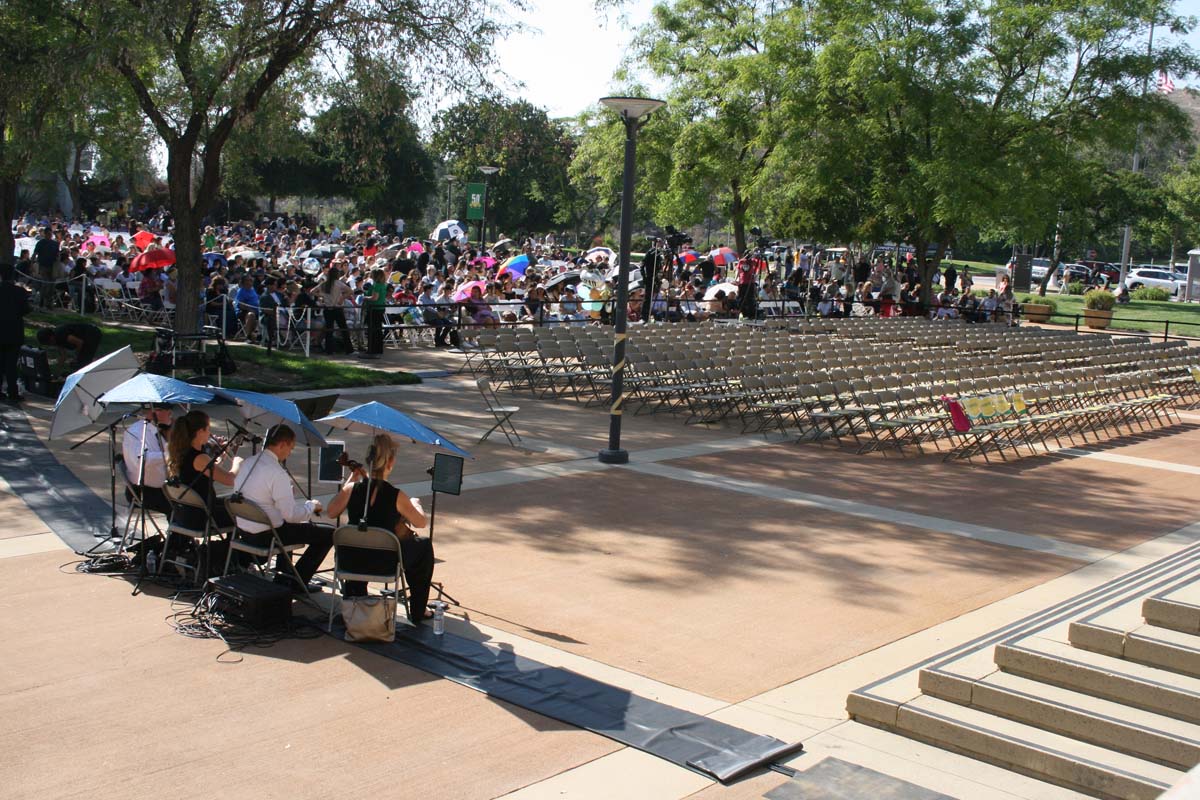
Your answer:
[325,434,434,623]
[165,409,237,530]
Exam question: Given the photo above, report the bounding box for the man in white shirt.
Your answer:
[122,405,172,514]
[233,424,332,590]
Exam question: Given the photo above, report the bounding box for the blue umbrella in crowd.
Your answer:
[318,401,471,459]
[430,219,468,243]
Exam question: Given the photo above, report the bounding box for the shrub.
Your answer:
[1019,295,1058,314]
[1084,289,1116,311]
[1067,281,1086,295]
[1130,286,1172,302]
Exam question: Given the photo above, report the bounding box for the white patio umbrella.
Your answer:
[49,346,141,439]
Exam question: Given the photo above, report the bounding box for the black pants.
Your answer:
[74,328,102,369]
[339,535,435,623]
[429,317,454,345]
[0,342,19,399]
[322,308,353,354]
[241,522,333,584]
[127,485,172,516]
[365,306,384,355]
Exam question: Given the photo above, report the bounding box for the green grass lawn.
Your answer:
[1023,295,1200,337]
[24,312,421,393]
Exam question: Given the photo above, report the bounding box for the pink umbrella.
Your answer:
[85,234,111,250]
[453,280,488,302]
[407,241,426,254]
[709,247,737,267]
[473,256,497,270]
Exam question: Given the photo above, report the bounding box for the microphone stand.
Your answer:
[77,410,138,549]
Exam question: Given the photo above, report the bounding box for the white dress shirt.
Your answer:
[233,450,317,532]
[122,420,166,488]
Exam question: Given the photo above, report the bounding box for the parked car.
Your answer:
[1056,263,1093,284]
[1125,267,1181,295]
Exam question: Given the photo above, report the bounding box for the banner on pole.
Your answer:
[466,183,486,221]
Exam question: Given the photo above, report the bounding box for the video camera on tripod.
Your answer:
[663,225,690,252]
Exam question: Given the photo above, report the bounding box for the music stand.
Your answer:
[426,452,464,606]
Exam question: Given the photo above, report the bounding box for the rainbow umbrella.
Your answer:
[497,254,529,278]
[677,249,699,265]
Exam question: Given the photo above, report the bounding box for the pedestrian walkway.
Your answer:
[5,369,1200,798]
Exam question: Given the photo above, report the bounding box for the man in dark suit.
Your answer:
[0,263,30,403]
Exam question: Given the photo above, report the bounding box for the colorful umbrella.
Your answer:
[349,222,375,233]
[708,247,737,267]
[130,248,176,272]
[453,279,488,301]
[497,254,530,278]
[131,230,156,250]
[677,249,699,265]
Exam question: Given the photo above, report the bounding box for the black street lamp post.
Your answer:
[478,165,499,247]
[597,96,665,465]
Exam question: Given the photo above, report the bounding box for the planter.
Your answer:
[1083,309,1113,329]
[1022,303,1052,323]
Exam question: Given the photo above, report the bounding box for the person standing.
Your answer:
[32,227,59,303]
[360,268,388,357]
[318,267,354,354]
[0,264,30,403]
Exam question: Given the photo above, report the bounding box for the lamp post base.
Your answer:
[597,448,629,465]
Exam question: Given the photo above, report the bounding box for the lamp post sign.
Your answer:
[465,183,486,221]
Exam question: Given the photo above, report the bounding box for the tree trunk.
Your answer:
[0,180,16,265]
[730,180,747,254]
[167,144,202,334]
[67,141,84,219]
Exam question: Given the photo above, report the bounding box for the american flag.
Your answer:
[1157,70,1176,95]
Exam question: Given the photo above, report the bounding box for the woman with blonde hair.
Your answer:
[166,409,238,529]
[325,434,435,623]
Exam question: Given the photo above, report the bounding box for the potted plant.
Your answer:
[1083,289,1116,329]
[1019,295,1056,323]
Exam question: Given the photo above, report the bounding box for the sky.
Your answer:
[492,0,658,119]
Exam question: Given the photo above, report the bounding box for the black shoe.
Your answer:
[273,575,322,595]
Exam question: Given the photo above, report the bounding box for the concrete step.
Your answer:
[921,668,1200,770]
[1071,620,1200,679]
[894,694,1184,800]
[1143,580,1200,635]
[996,636,1200,723]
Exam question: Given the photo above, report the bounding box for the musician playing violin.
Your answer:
[325,434,435,623]
[166,409,239,529]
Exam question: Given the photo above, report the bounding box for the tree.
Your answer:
[631,0,786,253]
[767,0,1194,303]
[87,0,506,334]
[314,56,435,226]
[0,0,88,264]
[431,99,578,240]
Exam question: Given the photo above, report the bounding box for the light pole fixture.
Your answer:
[478,165,499,247]
[444,175,456,221]
[596,96,666,465]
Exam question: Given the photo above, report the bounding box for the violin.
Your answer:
[337,452,366,472]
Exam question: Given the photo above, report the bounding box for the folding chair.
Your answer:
[476,378,523,447]
[223,494,311,597]
[328,524,407,632]
[162,481,235,585]
[117,456,165,552]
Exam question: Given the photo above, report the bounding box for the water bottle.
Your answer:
[146,551,158,574]
[432,602,446,636]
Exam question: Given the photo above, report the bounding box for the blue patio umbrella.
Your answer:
[317,401,471,459]
[211,387,327,448]
[50,346,141,439]
[202,252,228,268]
[98,373,233,408]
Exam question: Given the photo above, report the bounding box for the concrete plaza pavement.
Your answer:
[2,346,1199,799]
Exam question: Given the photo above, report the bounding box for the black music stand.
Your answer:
[427,452,464,606]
